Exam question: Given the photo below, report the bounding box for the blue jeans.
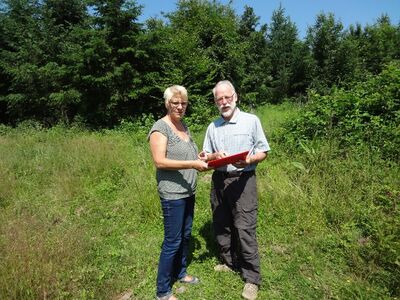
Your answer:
[156,195,195,297]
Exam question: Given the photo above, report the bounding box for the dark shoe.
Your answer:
[178,275,200,284]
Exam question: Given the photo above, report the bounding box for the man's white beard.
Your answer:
[219,102,236,118]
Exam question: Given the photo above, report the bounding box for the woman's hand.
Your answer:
[192,160,209,171]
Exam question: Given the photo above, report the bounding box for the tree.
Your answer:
[359,15,400,74]
[306,13,353,90]
[152,0,244,125]
[0,7,10,123]
[72,0,144,126]
[267,5,306,102]
[238,5,271,107]
[0,0,49,124]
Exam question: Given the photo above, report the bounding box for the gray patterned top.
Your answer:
[148,119,198,200]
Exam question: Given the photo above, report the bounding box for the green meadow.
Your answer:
[0,103,398,299]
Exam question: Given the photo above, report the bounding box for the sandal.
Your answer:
[155,293,178,300]
[178,275,200,284]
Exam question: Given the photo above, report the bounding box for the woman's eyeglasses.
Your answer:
[170,101,188,107]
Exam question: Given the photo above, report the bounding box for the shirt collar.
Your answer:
[216,108,240,126]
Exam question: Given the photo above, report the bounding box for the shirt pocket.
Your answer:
[229,133,253,152]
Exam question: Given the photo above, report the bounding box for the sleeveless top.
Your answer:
[148,119,198,200]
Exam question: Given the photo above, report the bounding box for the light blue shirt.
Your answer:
[203,108,270,172]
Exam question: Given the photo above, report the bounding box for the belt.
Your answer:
[216,170,255,178]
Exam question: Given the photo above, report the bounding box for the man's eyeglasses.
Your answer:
[170,101,188,107]
[216,93,235,104]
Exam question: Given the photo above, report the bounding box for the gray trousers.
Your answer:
[211,171,261,285]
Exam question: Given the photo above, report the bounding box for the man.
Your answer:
[200,80,270,300]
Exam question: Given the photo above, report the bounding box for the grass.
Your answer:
[0,103,399,299]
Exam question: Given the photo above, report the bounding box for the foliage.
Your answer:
[0,0,145,127]
[0,1,400,126]
[305,13,355,91]
[267,5,305,103]
[237,5,271,107]
[284,62,400,161]
[359,15,400,74]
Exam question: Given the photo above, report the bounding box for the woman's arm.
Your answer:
[150,131,208,171]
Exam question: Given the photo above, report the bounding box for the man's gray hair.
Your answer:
[212,80,236,99]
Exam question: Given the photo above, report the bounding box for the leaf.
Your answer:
[291,161,307,172]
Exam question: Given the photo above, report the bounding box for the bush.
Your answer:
[284,62,400,161]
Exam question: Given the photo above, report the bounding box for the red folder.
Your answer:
[208,151,249,168]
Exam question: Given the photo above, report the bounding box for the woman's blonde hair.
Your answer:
[164,85,188,107]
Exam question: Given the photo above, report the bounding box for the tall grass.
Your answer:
[0,126,159,298]
[0,105,398,299]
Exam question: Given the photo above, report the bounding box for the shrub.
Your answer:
[284,62,400,161]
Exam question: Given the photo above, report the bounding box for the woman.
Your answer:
[148,85,208,300]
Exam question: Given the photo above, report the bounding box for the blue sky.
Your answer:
[136,0,400,39]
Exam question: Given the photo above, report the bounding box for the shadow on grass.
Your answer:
[189,220,219,264]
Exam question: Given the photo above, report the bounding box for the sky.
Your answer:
[136,0,400,39]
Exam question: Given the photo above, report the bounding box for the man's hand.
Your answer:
[233,152,267,168]
[198,151,208,161]
[215,151,228,159]
[233,155,252,168]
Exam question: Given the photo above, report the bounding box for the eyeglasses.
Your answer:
[216,93,235,104]
[170,101,188,107]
